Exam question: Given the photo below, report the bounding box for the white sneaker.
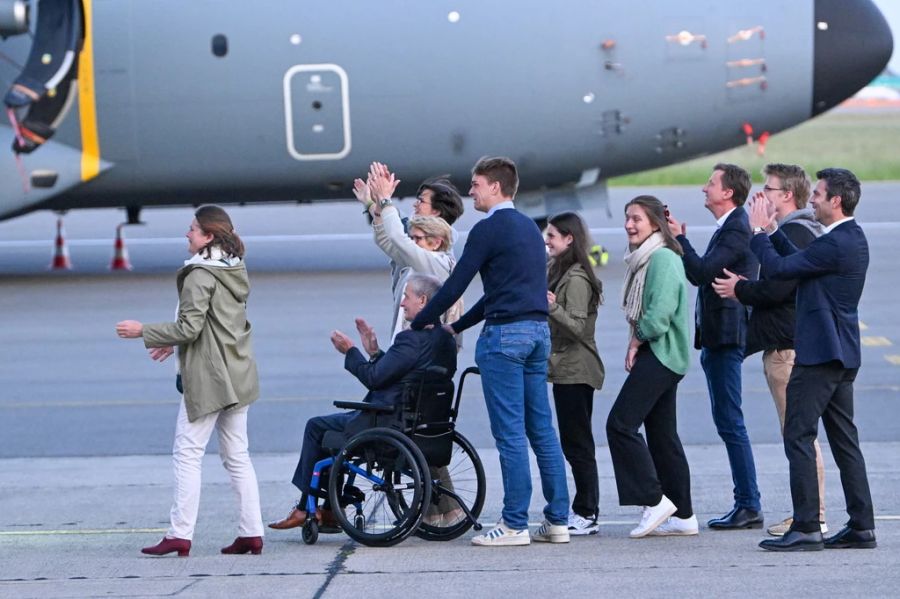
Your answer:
[648,515,699,536]
[568,512,600,536]
[629,495,677,538]
[471,521,531,546]
[533,519,570,543]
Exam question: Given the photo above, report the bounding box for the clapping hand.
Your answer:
[547,291,557,306]
[331,330,354,354]
[353,178,372,206]
[368,162,400,202]
[355,317,380,357]
[748,192,777,231]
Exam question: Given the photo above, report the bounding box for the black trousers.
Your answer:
[553,383,599,518]
[785,363,874,532]
[606,345,693,518]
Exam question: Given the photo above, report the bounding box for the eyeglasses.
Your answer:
[763,185,785,192]
[414,197,431,206]
[409,233,432,242]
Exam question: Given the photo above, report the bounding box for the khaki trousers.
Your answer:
[763,349,826,522]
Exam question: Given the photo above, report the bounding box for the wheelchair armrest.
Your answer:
[333,400,395,413]
[425,365,449,377]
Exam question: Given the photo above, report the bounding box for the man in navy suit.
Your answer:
[269,273,458,530]
[751,168,875,552]
[668,163,762,529]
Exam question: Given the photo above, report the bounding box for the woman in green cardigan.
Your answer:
[606,195,697,538]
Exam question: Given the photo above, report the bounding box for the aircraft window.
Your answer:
[212,34,228,57]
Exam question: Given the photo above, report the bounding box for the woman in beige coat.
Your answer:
[545,211,605,536]
[116,205,264,557]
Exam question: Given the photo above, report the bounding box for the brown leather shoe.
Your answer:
[268,506,308,530]
[317,508,339,530]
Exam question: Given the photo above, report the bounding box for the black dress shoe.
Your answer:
[759,529,824,552]
[824,526,877,549]
[708,507,764,530]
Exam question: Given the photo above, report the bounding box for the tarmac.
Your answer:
[2,441,899,599]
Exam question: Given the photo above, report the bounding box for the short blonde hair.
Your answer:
[408,215,452,252]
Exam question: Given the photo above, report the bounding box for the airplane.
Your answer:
[0,0,893,232]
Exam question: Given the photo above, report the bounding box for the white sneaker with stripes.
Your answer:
[471,520,531,546]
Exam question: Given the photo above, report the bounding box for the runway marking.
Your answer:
[0,527,166,537]
[3,518,899,537]
[862,336,892,347]
[0,395,369,409]
[3,221,900,249]
[885,355,900,365]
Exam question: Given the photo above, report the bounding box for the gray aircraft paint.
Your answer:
[0,0,892,221]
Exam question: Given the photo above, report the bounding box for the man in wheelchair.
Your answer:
[269,273,458,531]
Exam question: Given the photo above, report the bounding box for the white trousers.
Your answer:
[168,400,264,540]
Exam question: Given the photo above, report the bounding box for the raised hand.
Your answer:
[352,178,372,205]
[355,317,380,357]
[748,192,776,231]
[368,162,400,201]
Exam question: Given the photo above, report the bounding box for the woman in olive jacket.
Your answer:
[116,205,263,557]
[545,212,605,535]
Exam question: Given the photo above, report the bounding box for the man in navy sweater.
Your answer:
[409,156,570,546]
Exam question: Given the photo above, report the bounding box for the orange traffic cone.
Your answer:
[110,223,133,271]
[49,217,72,270]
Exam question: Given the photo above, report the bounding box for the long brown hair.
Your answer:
[195,205,245,258]
[624,195,683,256]
[547,211,602,301]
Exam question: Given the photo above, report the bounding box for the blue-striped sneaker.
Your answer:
[471,521,531,546]
[533,519,570,543]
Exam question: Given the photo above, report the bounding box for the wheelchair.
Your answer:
[300,366,485,547]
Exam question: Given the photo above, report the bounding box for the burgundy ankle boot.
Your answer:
[141,537,191,557]
[221,536,263,555]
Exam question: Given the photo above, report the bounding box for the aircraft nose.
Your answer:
[812,0,893,115]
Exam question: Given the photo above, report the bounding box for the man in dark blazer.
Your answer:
[752,168,875,552]
[269,273,458,530]
[668,163,762,529]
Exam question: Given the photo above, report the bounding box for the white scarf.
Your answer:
[621,232,665,325]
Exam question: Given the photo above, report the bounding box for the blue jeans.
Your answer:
[701,346,761,511]
[475,320,569,529]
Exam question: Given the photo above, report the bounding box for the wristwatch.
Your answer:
[378,197,393,208]
[752,226,766,235]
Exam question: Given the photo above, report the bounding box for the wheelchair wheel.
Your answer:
[415,430,485,541]
[328,428,431,547]
[302,520,319,545]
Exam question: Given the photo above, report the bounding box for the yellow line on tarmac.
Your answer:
[0,528,166,537]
